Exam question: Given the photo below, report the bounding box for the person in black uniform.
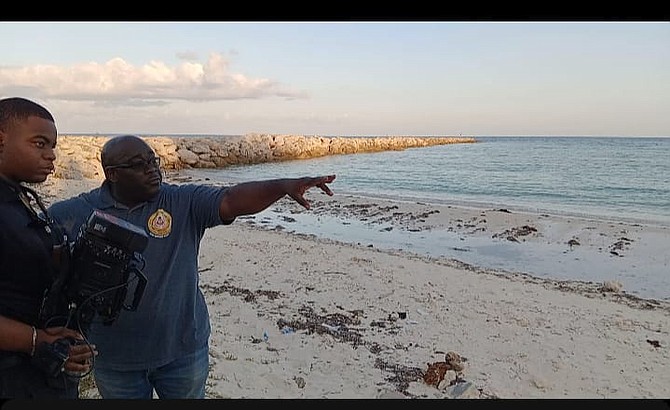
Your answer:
[0,97,97,398]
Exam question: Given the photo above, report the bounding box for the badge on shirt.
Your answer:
[147,208,172,238]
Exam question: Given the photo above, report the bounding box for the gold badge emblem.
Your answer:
[147,208,172,238]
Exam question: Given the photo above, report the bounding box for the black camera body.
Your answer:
[66,210,149,330]
[40,209,149,334]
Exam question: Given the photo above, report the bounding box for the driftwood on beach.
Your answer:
[53,134,476,180]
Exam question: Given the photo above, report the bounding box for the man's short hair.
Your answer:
[0,97,55,131]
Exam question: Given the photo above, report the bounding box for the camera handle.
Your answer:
[31,337,76,378]
[123,263,147,312]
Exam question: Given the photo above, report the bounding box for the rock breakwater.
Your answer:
[54,133,476,180]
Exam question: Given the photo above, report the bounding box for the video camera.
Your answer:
[36,210,149,377]
[40,209,149,335]
[67,210,149,331]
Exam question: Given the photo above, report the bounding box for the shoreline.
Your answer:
[186,168,670,231]
[336,189,670,230]
[170,171,670,303]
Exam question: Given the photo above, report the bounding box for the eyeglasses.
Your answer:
[106,156,161,171]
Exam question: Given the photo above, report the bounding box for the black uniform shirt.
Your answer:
[0,179,58,325]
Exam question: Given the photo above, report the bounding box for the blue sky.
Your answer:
[1,21,668,136]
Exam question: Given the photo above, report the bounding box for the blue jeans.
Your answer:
[93,345,209,399]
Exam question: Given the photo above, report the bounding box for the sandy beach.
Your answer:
[34,175,670,399]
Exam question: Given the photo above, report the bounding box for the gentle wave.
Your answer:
[186,136,670,227]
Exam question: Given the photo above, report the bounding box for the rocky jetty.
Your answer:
[53,133,476,180]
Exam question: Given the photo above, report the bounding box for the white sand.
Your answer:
[34,176,670,399]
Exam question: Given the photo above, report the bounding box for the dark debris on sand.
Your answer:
[201,281,496,397]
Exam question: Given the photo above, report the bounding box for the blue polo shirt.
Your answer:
[48,181,228,371]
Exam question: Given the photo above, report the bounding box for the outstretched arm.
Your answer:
[218,175,336,222]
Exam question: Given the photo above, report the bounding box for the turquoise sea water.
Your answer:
[188,136,670,226]
[183,136,670,301]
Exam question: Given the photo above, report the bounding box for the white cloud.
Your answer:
[0,52,308,105]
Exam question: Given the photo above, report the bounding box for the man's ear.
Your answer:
[103,168,117,182]
[0,131,5,153]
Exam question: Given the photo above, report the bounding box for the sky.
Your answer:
[0,21,668,137]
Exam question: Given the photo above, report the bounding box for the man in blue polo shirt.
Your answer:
[48,134,336,399]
